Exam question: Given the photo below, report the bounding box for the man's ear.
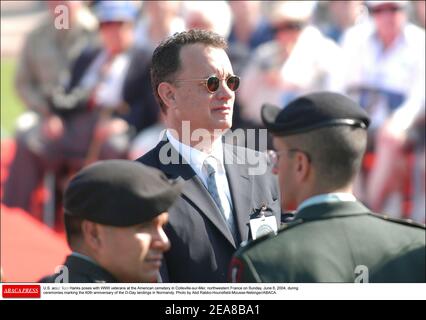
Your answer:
[82,220,102,251]
[158,82,177,111]
[295,152,311,182]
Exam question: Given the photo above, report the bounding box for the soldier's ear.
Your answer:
[82,220,101,250]
[158,82,177,111]
[295,151,311,182]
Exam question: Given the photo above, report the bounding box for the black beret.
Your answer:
[64,160,184,226]
[261,91,370,136]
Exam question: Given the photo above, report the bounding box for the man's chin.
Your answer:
[148,273,159,283]
[214,119,232,130]
[140,269,161,283]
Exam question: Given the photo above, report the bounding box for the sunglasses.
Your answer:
[174,75,240,93]
[273,21,305,34]
[369,5,402,15]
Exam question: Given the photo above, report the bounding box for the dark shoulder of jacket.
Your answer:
[277,218,304,233]
[38,274,56,283]
[135,141,163,167]
[236,232,276,257]
[368,212,426,230]
[237,220,302,254]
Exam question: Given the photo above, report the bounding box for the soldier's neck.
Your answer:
[297,184,354,206]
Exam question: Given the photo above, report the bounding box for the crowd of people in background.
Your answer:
[1,1,425,283]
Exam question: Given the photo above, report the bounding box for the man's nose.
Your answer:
[216,80,234,100]
[152,227,171,252]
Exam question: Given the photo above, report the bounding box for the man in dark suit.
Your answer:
[40,160,183,283]
[136,30,280,282]
[231,91,425,283]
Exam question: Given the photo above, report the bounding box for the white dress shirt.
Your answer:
[338,21,425,130]
[166,130,234,221]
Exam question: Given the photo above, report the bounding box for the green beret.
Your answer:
[64,160,184,226]
[261,91,370,136]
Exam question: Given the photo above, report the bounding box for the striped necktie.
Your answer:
[203,158,237,241]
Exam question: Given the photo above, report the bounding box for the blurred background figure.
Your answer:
[2,1,97,217]
[3,1,159,228]
[226,1,275,131]
[13,1,97,133]
[134,1,184,53]
[412,0,425,28]
[336,0,425,222]
[227,1,274,74]
[182,0,232,38]
[128,113,165,160]
[128,1,185,159]
[86,1,158,135]
[238,1,342,126]
[318,0,367,43]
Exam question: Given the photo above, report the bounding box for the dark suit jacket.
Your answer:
[40,254,118,283]
[136,138,280,282]
[232,201,426,282]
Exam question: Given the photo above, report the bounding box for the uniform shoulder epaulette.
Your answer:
[369,212,426,229]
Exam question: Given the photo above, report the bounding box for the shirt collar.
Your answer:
[166,130,225,178]
[297,193,357,211]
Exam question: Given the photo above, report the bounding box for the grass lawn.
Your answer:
[1,58,24,138]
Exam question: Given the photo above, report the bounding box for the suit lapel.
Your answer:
[156,140,237,248]
[223,144,252,243]
[181,176,237,247]
[155,140,194,180]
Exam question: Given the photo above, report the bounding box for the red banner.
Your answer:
[2,285,41,298]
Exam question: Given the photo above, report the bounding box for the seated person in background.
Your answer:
[226,1,275,131]
[40,160,183,283]
[181,0,232,39]
[227,1,274,75]
[231,92,426,283]
[412,0,425,28]
[2,0,96,212]
[13,0,97,121]
[318,0,367,44]
[3,1,158,214]
[336,0,425,219]
[134,1,185,53]
[238,1,342,126]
